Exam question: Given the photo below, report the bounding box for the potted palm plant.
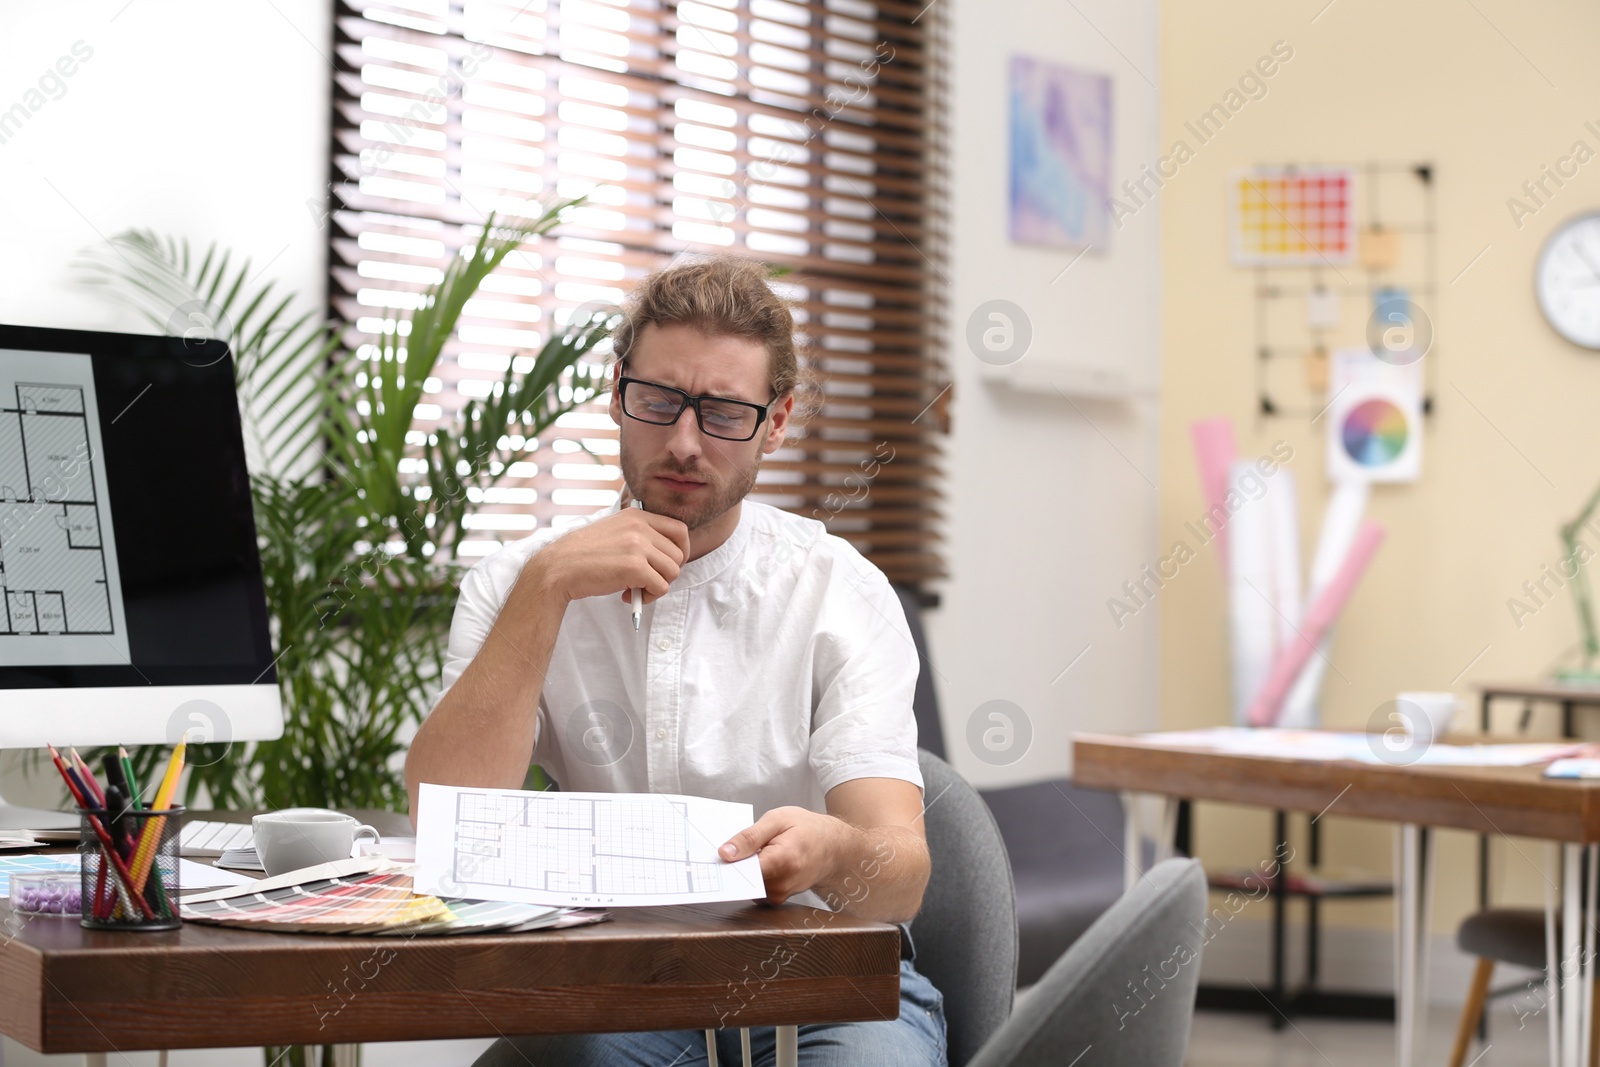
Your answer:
[77,196,614,1066]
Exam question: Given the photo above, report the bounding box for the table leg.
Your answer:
[742,1028,754,1065]
[1122,792,1143,891]
[1584,847,1597,1065]
[1419,828,1437,1035]
[775,1024,798,1067]
[1567,844,1584,1067]
[1547,843,1563,1067]
[1120,792,1177,892]
[1395,823,1433,1067]
[705,1030,719,1067]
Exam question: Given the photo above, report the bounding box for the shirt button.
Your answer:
[656,727,667,740]
[657,639,671,651]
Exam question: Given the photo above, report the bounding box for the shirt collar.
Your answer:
[675,502,753,588]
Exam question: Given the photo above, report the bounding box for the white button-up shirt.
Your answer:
[432,500,924,818]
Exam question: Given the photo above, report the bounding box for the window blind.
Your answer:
[328,0,947,585]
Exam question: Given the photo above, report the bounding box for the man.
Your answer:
[406,255,945,1066]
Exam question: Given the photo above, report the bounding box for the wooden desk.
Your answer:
[1074,732,1600,1067]
[0,811,901,1062]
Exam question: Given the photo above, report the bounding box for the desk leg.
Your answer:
[1547,843,1563,1067]
[1123,792,1143,892]
[1584,847,1597,1066]
[1395,824,1434,1067]
[1558,843,1599,1067]
[1120,792,1178,892]
[705,1030,719,1067]
[775,1024,798,1067]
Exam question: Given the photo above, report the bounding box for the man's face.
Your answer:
[609,323,792,532]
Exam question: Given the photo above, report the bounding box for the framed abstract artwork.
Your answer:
[1008,55,1113,251]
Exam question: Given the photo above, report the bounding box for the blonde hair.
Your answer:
[611,255,818,414]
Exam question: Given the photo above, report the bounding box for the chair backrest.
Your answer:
[894,584,946,760]
[967,858,1207,1067]
[911,748,1017,1066]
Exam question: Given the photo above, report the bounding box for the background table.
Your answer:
[1074,732,1600,1067]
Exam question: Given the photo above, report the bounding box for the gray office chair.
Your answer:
[966,856,1208,1067]
[912,748,1019,1064]
[913,748,1208,1067]
[895,586,1131,985]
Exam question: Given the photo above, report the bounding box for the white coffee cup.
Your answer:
[252,809,380,877]
[1396,691,1460,742]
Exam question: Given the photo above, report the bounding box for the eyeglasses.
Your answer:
[617,372,774,442]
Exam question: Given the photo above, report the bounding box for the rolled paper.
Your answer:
[1279,482,1371,728]
[1191,419,1238,576]
[1247,521,1386,727]
[1227,463,1302,725]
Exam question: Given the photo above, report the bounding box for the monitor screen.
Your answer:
[0,324,281,747]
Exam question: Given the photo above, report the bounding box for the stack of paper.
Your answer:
[1142,728,1585,767]
[0,853,253,894]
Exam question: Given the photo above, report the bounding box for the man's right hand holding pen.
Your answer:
[525,504,690,612]
[404,502,690,818]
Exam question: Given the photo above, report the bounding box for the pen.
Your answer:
[631,497,645,633]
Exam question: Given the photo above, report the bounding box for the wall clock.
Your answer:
[1537,212,1600,349]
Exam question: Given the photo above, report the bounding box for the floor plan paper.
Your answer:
[414,784,767,907]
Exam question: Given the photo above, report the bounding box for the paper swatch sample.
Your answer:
[414,784,767,907]
[1230,167,1355,266]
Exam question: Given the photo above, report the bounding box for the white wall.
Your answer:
[927,0,1162,787]
[0,0,331,334]
[0,0,333,814]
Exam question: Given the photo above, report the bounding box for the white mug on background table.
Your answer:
[1395,691,1459,744]
[252,808,380,877]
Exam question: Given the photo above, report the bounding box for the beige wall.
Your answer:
[1160,0,1600,933]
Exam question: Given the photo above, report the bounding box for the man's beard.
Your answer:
[619,438,761,532]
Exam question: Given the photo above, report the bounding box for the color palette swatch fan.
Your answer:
[1325,348,1422,483]
[1230,167,1356,266]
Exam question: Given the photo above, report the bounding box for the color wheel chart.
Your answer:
[1341,399,1409,467]
[1324,347,1422,483]
[1241,161,1438,423]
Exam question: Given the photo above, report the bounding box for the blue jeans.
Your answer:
[471,958,947,1066]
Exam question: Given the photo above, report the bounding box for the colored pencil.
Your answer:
[118,748,140,806]
[50,747,137,921]
[45,746,153,920]
[69,748,105,806]
[118,747,172,919]
[129,742,185,894]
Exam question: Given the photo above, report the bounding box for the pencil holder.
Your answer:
[78,805,183,931]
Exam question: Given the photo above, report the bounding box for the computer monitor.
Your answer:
[0,324,284,827]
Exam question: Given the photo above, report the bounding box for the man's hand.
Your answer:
[719,779,931,923]
[720,806,852,907]
[532,507,691,608]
